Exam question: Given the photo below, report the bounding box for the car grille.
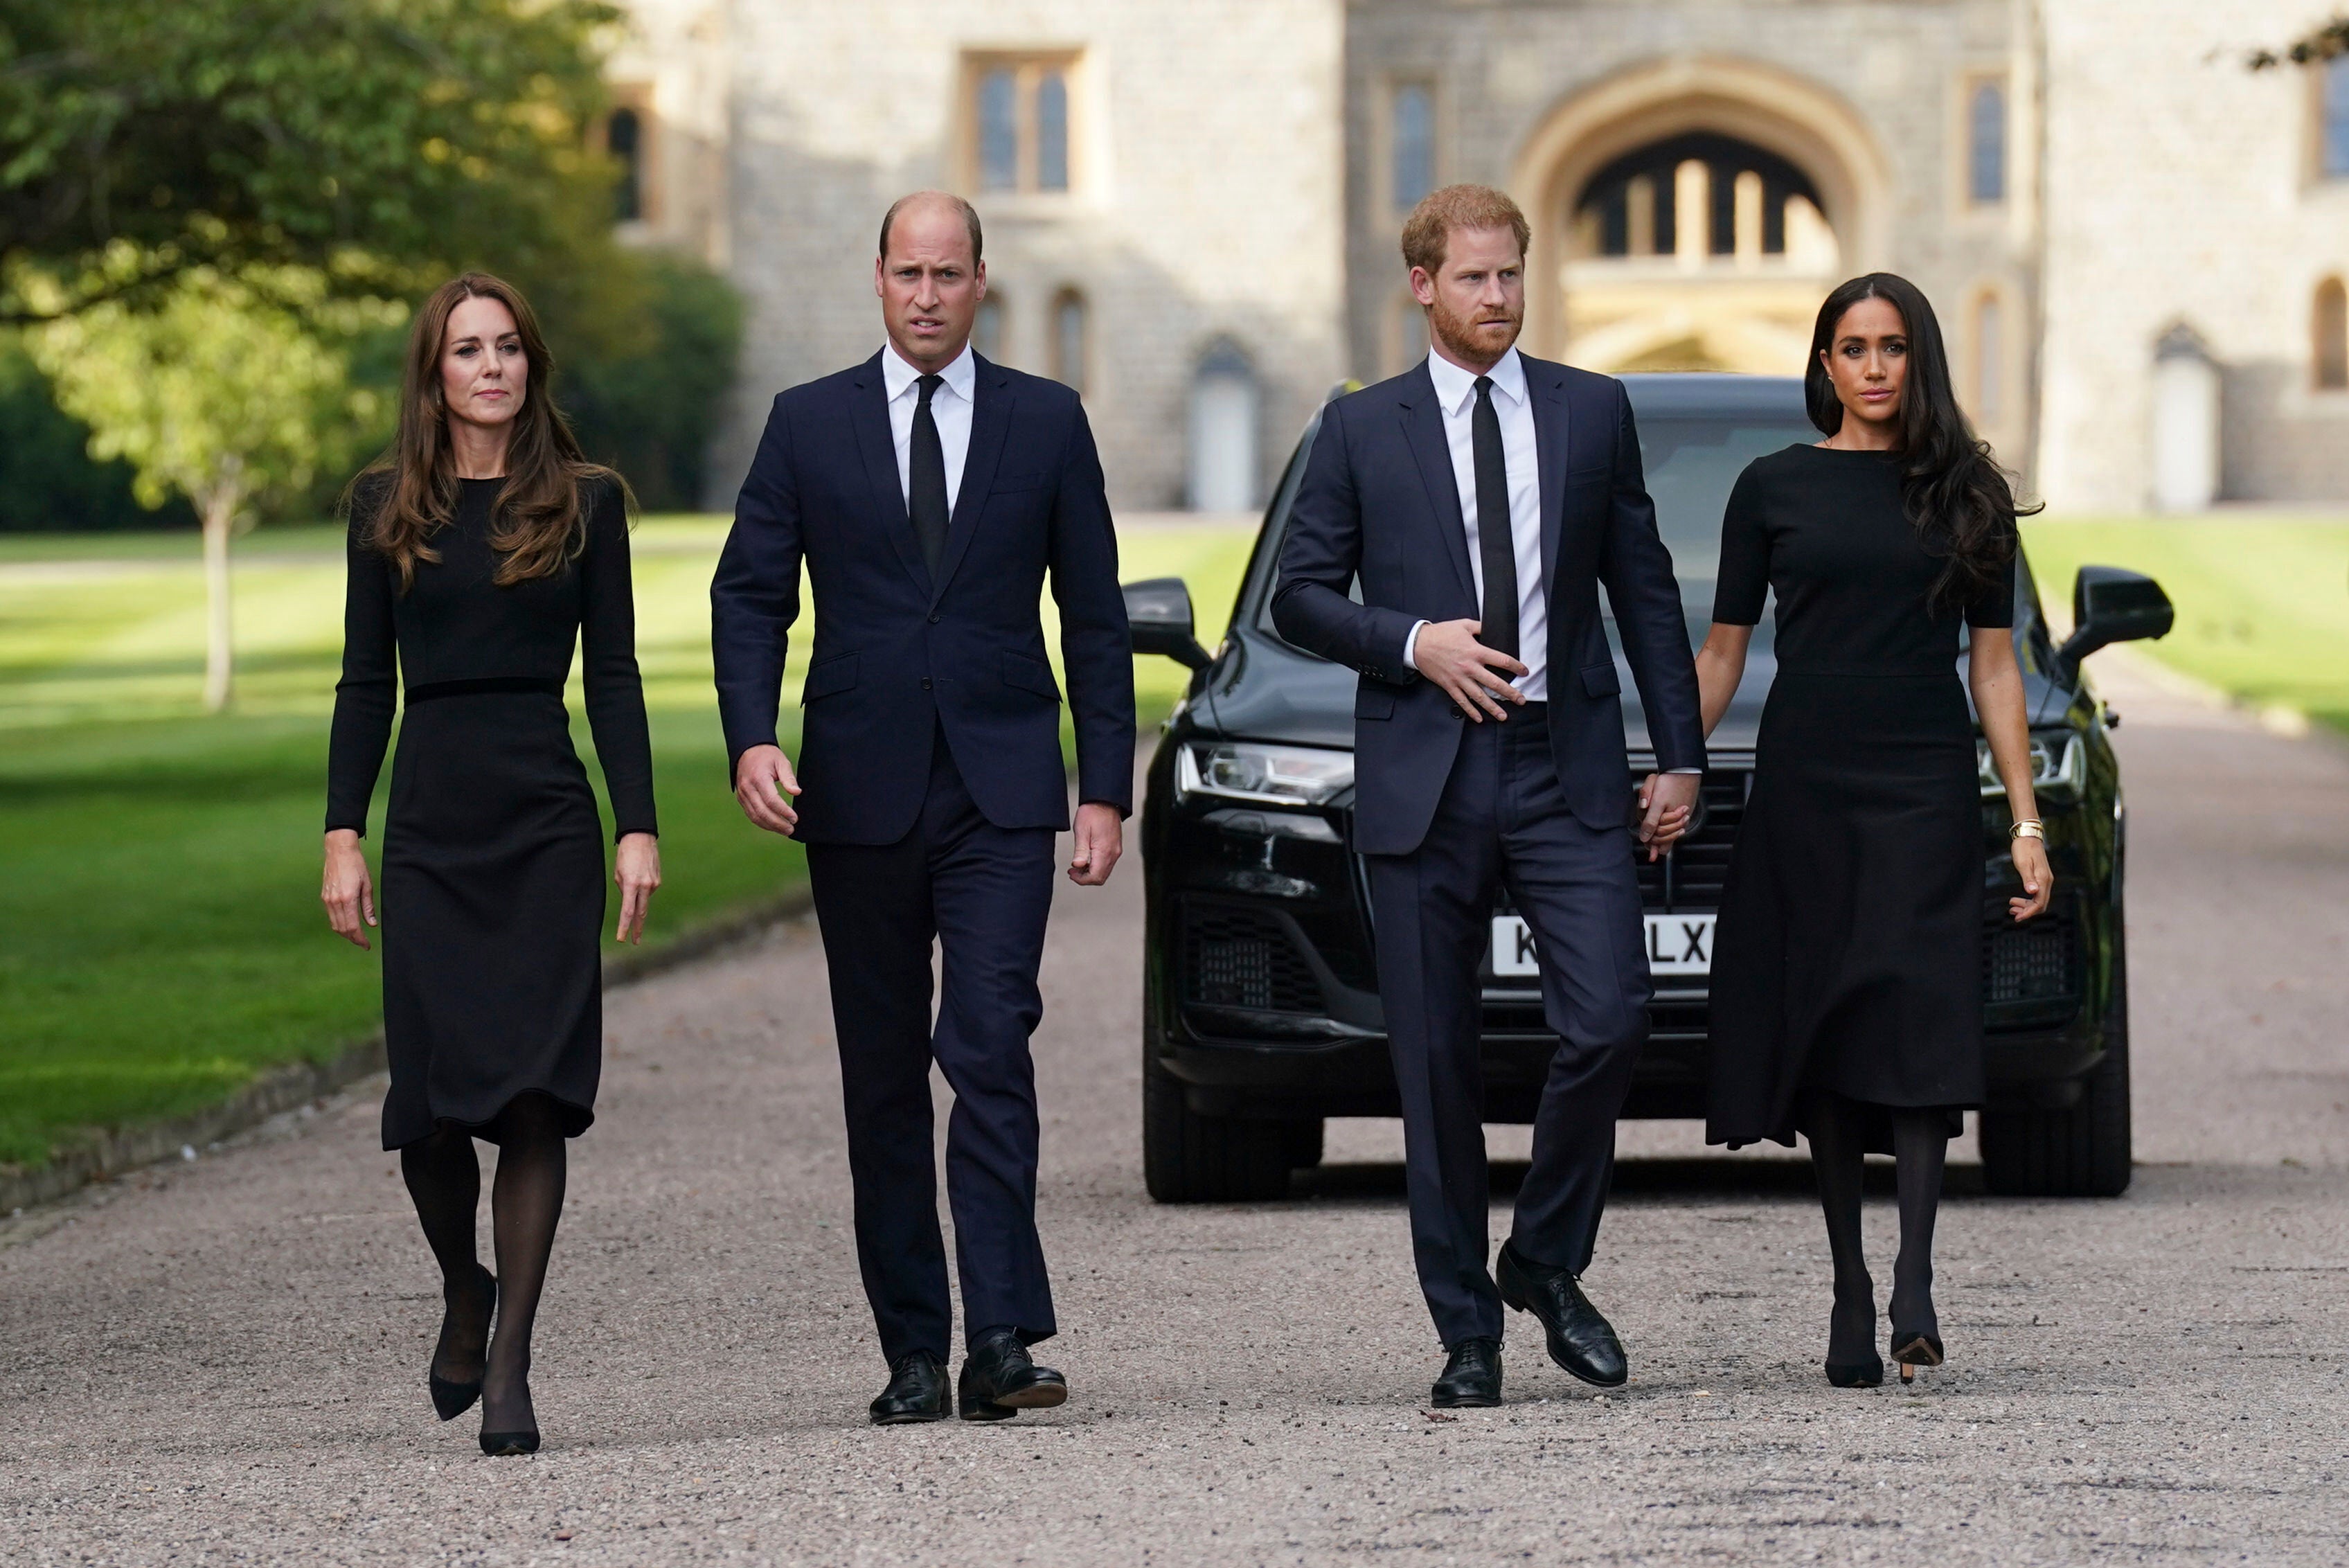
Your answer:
[1985,913,2079,1006]
[1182,903,1323,1013]
[1634,769,1750,910]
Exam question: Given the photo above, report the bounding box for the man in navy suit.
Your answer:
[711,192,1134,1425]
[1273,186,1704,1407]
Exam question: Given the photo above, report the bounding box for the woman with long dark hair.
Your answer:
[320,273,659,1454]
[1697,273,2051,1388]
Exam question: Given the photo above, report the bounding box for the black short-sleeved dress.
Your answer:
[1704,445,2012,1150]
[326,475,655,1151]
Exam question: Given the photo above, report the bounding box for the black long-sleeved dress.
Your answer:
[328,474,655,1150]
[1703,445,2012,1149]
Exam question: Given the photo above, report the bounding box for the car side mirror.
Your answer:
[2055,565,2173,681]
[1124,577,1213,670]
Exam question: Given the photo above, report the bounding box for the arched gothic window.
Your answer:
[1969,79,2008,205]
[1187,340,1260,513]
[973,296,1006,364]
[2325,57,2349,179]
[1051,288,1088,395]
[1391,82,1435,212]
[2316,277,2348,391]
[609,107,644,224]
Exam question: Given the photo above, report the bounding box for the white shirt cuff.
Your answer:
[1665,767,1702,774]
[1402,619,1429,673]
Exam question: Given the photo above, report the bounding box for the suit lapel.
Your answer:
[1396,364,1479,609]
[1526,356,1571,596]
[931,354,1012,606]
[848,351,934,596]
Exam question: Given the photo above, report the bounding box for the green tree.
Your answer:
[28,260,398,709]
[0,0,623,323]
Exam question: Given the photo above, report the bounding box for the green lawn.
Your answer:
[2021,516,2349,734]
[0,516,1255,1169]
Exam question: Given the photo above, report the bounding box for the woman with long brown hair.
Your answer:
[320,273,659,1454]
[1697,274,2050,1389]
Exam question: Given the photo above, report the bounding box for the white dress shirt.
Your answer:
[1404,346,1551,700]
[881,341,976,515]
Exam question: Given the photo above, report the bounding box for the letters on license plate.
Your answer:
[1489,913,1715,978]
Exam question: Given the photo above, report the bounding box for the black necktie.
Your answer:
[909,373,949,578]
[1471,375,1519,660]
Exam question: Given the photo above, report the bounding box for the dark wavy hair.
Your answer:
[344,272,629,591]
[1805,273,2038,613]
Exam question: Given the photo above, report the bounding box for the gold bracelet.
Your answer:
[2009,819,2044,841]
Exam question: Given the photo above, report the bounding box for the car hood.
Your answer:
[1197,618,2073,758]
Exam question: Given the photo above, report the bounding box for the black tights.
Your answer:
[400,1094,569,1432]
[1803,1090,1948,1358]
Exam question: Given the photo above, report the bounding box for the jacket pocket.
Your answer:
[1355,688,1395,720]
[1580,661,1622,697]
[1001,651,1063,701]
[801,652,859,704]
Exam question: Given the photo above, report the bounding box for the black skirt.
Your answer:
[378,683,604,1150]
[1704,671,1985,1149]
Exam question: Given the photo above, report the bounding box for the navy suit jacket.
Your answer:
[711,350,1134,845]
[1270,355,1705,856]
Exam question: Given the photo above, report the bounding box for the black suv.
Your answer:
[1127,374,2174,1203]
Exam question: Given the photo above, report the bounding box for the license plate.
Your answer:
[1490,913,1716,977]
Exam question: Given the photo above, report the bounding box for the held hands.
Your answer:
[2010,835,2054,923]
[616,832,661,945]
[1068,801,1124,887]
[321,829,376,949]
[1637,772,1700,863]
[733,744,802,836]
[1413,618,1526,722]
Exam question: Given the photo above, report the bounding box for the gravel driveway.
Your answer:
[3,651,2346,1567]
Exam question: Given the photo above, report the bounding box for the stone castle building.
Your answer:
[607,0,2349,515]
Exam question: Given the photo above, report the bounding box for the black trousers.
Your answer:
[1364,704,1651,1346]
[805,732,1059,1366]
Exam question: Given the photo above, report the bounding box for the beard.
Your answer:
[1426,292,1523,367]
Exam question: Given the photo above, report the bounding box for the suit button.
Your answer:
[929,613,940,623]
[920,677,933,691]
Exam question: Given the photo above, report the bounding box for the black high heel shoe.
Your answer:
[1823,1283,1882,1389]
[427,1266,497,1422]
[1891,1330,1945,1384]
[479,1366,540,1456]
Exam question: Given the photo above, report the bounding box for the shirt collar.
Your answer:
[1424,344,1526,417]
[882,340,977,404]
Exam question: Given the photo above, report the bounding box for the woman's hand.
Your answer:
[322,830,376,949]
[2010,834,2053,923]
[615,832,661,945]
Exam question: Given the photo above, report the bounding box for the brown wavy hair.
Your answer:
[346,272,627,590]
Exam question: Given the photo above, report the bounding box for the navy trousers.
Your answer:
[805,730,1059,1366]
[1364,704,1651,1347]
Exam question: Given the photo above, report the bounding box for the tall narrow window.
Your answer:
[978,70,1019,190]
[2316,278,2348,390]
[1051,289,1088,395]
[974,296,1006,364]
[1188,341,1260,513]
[1972,293,2005,425]
[1969,78,2008,205]
[967,54,1080,195]
[609,107,644,223]
[1393,292,1429,375]
[2326,57,2349,178]
[1391,82,1435,212]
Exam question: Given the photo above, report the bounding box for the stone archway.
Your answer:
[1509,57,1893,373]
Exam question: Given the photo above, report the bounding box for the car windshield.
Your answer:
[1244,402,1814,632]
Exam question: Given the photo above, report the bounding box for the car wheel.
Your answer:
[1141,972,1315,1202]
[1979,927,2133,1197]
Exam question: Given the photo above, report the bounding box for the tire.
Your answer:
[1980,929,2133,1197]
[1141,971,1315,1202]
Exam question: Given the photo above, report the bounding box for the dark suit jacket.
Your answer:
[711,350,1134,845]
[1270,354,1704,856]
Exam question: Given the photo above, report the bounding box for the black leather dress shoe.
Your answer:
[957,1330,1067,1422]
[1496,1239,1627,1388]
[1430,1336,1503,1408]
[869,1351,952,1425]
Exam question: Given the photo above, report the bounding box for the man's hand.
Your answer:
[1067,801,1123,886]
[733,744,802,836]
[1411,618,1526,722]
[1636,772,1701,862]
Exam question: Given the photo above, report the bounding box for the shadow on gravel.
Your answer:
[1293,1157,1988,1202]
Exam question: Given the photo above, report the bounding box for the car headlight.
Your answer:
[1978,732,2085,800]
[1177,741,1354,807]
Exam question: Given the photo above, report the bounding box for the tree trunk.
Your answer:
[200,495,237,714]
